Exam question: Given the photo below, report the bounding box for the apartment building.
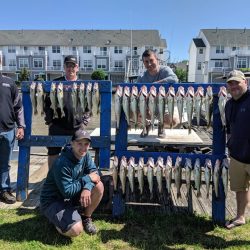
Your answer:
[188,28,250,83]
[0,30,167,83]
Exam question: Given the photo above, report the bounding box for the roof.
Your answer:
[0,30,166,47]
[201,29,250,46]
[193,38,206,47]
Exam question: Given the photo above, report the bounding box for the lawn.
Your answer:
[0,208,249,250]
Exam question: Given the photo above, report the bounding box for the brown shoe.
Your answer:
[158,125,166,138]
[0,191,16,204]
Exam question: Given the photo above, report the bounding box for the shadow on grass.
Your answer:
[0,208,72,246]
[98,211,250,250]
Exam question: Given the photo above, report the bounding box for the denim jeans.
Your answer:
[0,129,15,191]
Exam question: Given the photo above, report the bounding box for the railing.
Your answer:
[46,66,63,71]
[2,66,17,71]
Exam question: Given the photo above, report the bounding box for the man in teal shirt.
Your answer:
[40,128,104,237]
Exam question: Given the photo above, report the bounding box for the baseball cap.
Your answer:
[64,55,77,65]
[72,128,91,142]
[227,70,246,83]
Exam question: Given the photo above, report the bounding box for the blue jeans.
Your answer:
[0,129,15,191]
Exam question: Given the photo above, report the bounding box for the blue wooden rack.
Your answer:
[113,82,227,225]
[17,80,112,201]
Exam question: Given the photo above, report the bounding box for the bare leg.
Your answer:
[48,154,59,170]
[56,221,83,237]
[84,181,104,217]
[236,190,250,222]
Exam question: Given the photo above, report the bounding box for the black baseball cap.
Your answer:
[72,128,91,142]
[64,55,77,65]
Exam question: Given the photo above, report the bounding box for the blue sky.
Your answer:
[1,0,250,62]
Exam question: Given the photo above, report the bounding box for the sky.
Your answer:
[1,0,250,62]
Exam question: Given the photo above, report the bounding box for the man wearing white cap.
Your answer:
[225,70,250,229]
[40,127,104,237]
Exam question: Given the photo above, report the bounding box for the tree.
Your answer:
[175,68,187,82]
[91,69,106,80]
[18,68,30,82]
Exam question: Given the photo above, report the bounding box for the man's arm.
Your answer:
[154,66,179,83]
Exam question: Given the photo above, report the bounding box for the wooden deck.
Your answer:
[2,100,250,221]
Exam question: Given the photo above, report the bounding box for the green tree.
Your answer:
[175,68,187,82]
[91,69,106,80]
[18,68,30,82]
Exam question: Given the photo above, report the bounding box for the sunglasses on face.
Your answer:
[65,63,77,68]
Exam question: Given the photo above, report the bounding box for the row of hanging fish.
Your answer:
[29,82,100,118]
[114,85,228,134]
[112,156,229,200]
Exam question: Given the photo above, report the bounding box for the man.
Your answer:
[225,70,250,229]
[40,128,104,237]
[137,49,179,137]
[0,74,25,204]
[44,55,90,169]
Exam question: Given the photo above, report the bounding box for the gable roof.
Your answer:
[0,30,166,47]
[193,38,206,47]
[201,29,250,46]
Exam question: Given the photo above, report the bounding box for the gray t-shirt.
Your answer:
[137,65,178,83]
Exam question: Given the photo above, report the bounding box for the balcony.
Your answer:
[2,66,17,71]
[80,67,93,72]
[210,67,232,73]
[46,66,63,71]
[111,67,125,72]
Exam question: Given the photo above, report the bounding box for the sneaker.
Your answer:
[0,191,16,204]
[82,217,97,235]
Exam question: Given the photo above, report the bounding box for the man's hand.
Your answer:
[16,128,24,140]
[88,172,100,184]
[80,189,91,207]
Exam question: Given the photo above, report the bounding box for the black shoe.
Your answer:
[0,191,16,204]
[158,126,166,138]
[82,217,97,235]
[140,125,150,138]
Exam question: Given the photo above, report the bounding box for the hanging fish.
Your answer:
[50,82,58,118]
[184,158,192,198]
[130,85,139,129]
[119,156,127,195]
[221,158,229,197]
[114,85,123,129]
[86,82,93,116]
[57,82,65,117]
[112,156,119,192]
[164,156,173,195]
[146,157,155,200]
[92,82,100,115]
[122,86,130,127]
[213,159,221,198]
[157,86,166,135]
[137,157,145,196]
[205,86,213,128]
[173,156,182,199]
[148,86,157,130]
[155,156,164,194]
[194,86,204,127]
[194,158,201,198]
[166,86,175,129]
[127,157,135,193]
[176,86,185,125]
[71,82,78,114]
[218,86,227,127]
[139,85,148,137]
[185,86,195,134]
[30,82,37,115]
[204,158,212,198]
[79,82,86,115]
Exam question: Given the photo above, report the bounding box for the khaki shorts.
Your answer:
[229,157,250,191]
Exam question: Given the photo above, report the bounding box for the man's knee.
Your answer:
[93,181,104,196]
[57,221,83,237]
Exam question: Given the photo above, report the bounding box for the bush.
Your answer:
[91,70,106,80]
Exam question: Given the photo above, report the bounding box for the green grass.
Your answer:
[0,208,249,250]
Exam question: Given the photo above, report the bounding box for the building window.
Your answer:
[97,59,107,69]
[83,46,91,53]
[33,58,43,68]
[132,58,139,69]
[52,45,60,53]
[133,47,138,55]
[83,60,92,68]
[100,47,107,56]
[39,46,45,52]
[8,46,16,53]
[9,59,16,66]
[145,45,154,50]
[53,60,61,70]
[197,62,202,70]
[237,57,247,68]
[114,60,123,68]
[232,46,240,51]
[199,48,203,54]
[216,45,224,53]
[114,46,123,54]
[19,58,29,68]
[215,61,223,67]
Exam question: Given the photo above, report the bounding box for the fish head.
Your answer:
[206,86,213,97]
[57,82,64,91]
[205,158,212,169]
[158,85,166,97]
[30,82,36,90]
[156,157,164,168]
[166,156,172,168]
[222,158,229,169]
[185,158,192,169]
[128,156,135,166]
[87,82,92,92]
[175,156,182,167]
[177,86,185,97]
[218,86,227,97]
[50,82,56,91]
[116,85,123,97]
[140,85,148,97]
[80,82,85,91]
[123,86,130,97]
[138,157,144,168]
[186,86,194,97]
[120,156,127,168]
[131,86,138,97]
[149,86,157,97]
[167,86,175,97]
[194,158,200,169]
[93,82,99,91]
[113,156,119,167]
[147,157,155,168]
[37,83,44,93]
[195,86,204,97]
[72,82,78,91]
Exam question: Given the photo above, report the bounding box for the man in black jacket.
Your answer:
[44,55,89,169]
[0,74,25,204]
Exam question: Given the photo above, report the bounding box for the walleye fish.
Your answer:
[71,82,78,114]
[213,159,221,198]
[194,158,201,198]
[146,157,155,200]
[185,86,195,134]
[221,158,229,197]
[148,86,157,130]
[218,86,227,127]
[114,85,123,129]
[130,85,139,129]
[205,86,213,128]
[164,156,173,195]
[30,82,37,115]
[92,82,100,115]
[86,82,93,116]
[155,157,164,194]
[139,85,148,134]
[57,82,65,117]
[50,82,58,118]
[204,158,212,198]
[127,157,135,193]
[137,157,145,196]
[173,156,182,199]
[122,86,130,127]
[36,82,44,116]
[166,86,175,129]
[176,86,185,125]
[194,86,204,127]
[79,82,86,114]
[112,156,119,192]
[119,156,127,195]
[184,158,192,198]
[157,86,166,128]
